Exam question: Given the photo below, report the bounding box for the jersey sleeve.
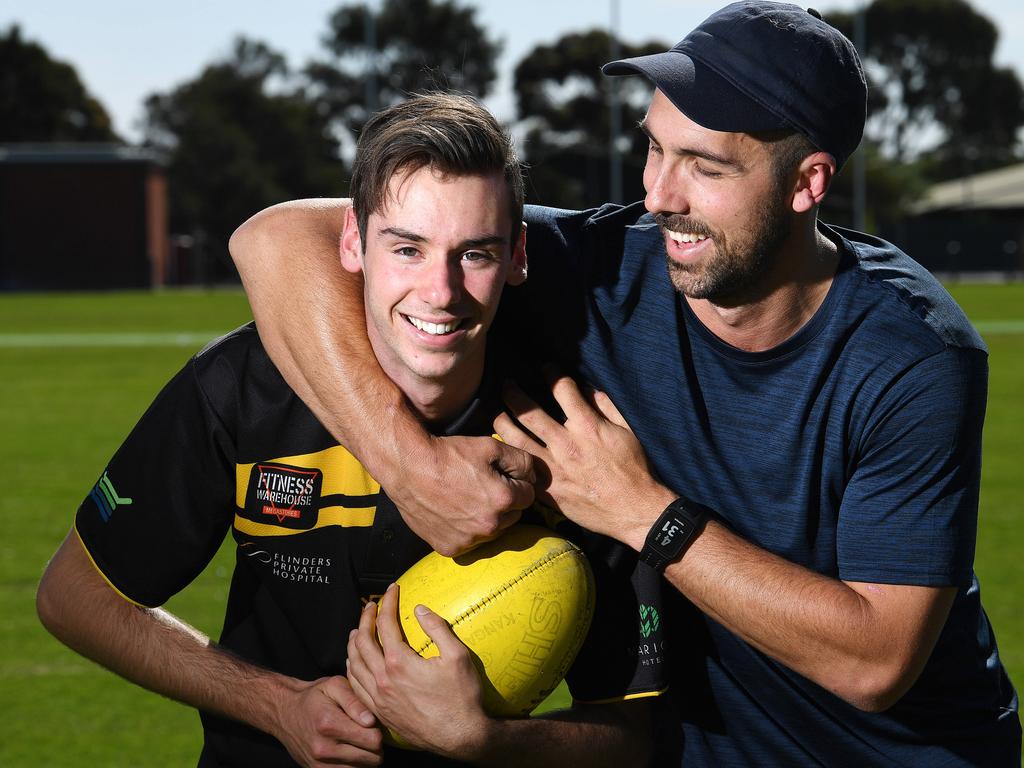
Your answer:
[560,525,668,703]
[837,345,988,587]
[75,356,237,607]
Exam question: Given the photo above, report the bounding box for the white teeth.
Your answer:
[666,230,708,244]
[407,316,460,335]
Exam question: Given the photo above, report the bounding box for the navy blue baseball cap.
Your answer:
[602,1,867,169]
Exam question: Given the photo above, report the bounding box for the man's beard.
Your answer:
[657,193,793,304]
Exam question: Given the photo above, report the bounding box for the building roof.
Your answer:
[912,161,1024,213]
[0,143,164,166]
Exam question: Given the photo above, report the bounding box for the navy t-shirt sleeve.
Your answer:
[837,345,988,587]
[75,358,236,607]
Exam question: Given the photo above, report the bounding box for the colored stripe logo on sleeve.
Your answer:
[91,471,133,521]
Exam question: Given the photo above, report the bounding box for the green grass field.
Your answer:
[1,286,1021,766]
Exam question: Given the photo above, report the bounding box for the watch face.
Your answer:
[655,514,695,550]
[643,500,708,571]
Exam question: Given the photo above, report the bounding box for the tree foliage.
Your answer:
[306,0,501,139]
[513,30,668,209]
[0,25,118,142]
[827,0,1024,177]
[142,38,344,281]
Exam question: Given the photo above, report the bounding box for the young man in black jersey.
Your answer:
[37,94,660,767]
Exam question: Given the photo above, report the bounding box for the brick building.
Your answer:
[0,144,168,290]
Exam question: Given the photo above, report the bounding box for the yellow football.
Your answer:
[385,524,595,748]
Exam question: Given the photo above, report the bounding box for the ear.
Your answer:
[340,206,363,274]
[505,222,528,286]
[791,151,836,214]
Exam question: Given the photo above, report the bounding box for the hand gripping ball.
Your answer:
[385,524,595,747]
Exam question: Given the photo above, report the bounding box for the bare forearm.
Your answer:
[664,519,953,709]
[37,531,294,737]
[671,522,874,679]
[229,199,417,469]
[465,703,652,768]
[39,529,382,765]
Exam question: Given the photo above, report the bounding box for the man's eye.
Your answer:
[396,247,419,258]
[462,251,492,262]
[695,164,722,178]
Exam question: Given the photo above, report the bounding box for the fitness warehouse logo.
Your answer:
[243,463,322,529]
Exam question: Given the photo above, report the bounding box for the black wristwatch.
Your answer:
[639,498,709,573]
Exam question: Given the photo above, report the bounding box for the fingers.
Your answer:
[487,441,536,514]
[346,601,384,708]
[413,604,465,659]
[493,411,548,457]
[374,584,412,654]
[298,676,383,763]
[590,388,632,431]
[500,382,563,445]
[346,655,375,714]
[546,370,597,427]
[489,438,536,481]
[322,675,377,729]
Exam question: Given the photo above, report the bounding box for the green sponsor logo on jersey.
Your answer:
[639,603,660,638]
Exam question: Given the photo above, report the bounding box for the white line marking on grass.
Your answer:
[0,332,222,348]
[0,661,94,679]
[973,321,1024,334]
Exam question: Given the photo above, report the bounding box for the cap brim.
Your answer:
[603,51,788,134]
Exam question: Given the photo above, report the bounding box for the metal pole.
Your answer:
[852,5,867,231]
[609,0,623,204]
[365,2,379,114]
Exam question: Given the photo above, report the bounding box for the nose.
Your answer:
[417,257,462,308]
[644,160,689,216]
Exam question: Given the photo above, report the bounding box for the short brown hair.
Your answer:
[756,129,820,183]
[351,93,524,249]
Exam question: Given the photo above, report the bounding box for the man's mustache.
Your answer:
[654,213,713,239]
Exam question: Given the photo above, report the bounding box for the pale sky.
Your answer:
[6,0,1024,143]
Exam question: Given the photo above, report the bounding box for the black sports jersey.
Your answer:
[76,323,666,767]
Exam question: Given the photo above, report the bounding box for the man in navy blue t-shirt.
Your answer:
[229,3,1020,764]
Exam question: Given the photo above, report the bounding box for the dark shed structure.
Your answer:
[893,162,1024,278]
[0,144,168,290]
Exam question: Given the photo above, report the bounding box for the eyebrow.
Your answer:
[379,226,427,243]
[638,119,745,171]
[378,227,508,250]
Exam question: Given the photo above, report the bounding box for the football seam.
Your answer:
[412,544,584,656]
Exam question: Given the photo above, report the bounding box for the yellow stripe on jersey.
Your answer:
[235,445,381,535]
[235,444,381,507]
[232,505,377,537]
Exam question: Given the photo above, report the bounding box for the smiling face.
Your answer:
[341,165,526,422]
[641,89,796,304]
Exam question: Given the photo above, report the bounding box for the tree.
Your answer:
[142,38,344,282]
[826,0,1024,177]
[0,25,118,142]
[306,0,501,140]
[512,30,669,209]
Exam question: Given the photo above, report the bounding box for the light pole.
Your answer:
[365,1,379,114]
[608,0,623,204]
[853,5,867,231]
